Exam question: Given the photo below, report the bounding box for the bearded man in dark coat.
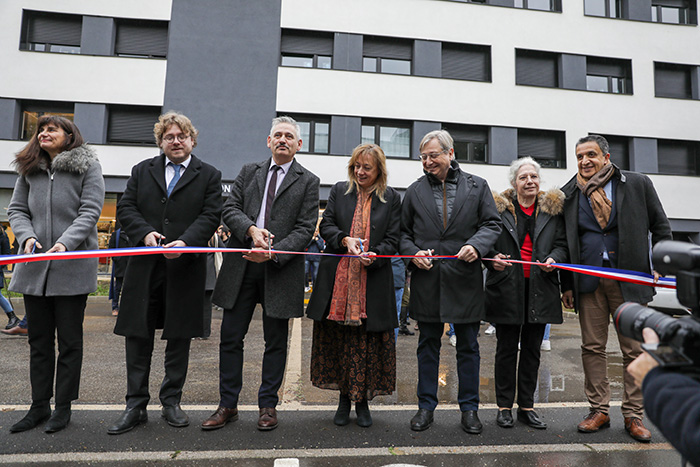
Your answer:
[108,112,222,435]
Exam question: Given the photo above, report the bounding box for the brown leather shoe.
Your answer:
[577,411,611,432]
[1,326,28,336]
[624,417,651,442]
[201,406,238,431]
[257,407,278,431]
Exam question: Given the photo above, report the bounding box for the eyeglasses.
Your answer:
[163,134,190,144]
[418,149,448,161]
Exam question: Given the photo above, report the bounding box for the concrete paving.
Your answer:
[0,296,682,466]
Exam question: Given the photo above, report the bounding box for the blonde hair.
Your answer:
[154,111,199,147]
[345,143,388,203]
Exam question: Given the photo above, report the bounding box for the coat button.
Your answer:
[161,197,166,203]
[164,219,170,225]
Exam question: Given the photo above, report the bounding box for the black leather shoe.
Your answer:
[461,410,483,434]
[10,402,51,433]
[496,409,514,428]
[334,394,351,426]
[5,312,20,330]
[162,404,189,427]
[410,409,434,431]
[517,409,547,429]
[355,400,372,428]
[398,325,415,336]
[45,406,71,433]
[107,408,148,435]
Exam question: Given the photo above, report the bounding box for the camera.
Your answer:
[613,241,700,370]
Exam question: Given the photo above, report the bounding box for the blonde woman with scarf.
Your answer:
[306,144,401,428]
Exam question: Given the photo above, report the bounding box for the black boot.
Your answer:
[10,401,51,433]
[5,311,20,330]
[398,324,414,336]
[45,403,71,433]
[355,400,372,428]
[334,393,351,426]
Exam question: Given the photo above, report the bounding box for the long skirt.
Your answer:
[310,319,396,402]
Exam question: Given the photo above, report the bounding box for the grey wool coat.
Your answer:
[8,144,105,296]
[115,154,222,339]
[400,166,501,324]
[484,188,568,325]
[561,166,672,310]
[213,158,320,319]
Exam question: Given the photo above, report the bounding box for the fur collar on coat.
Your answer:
[492,187,564,221]
[36,144,98,175]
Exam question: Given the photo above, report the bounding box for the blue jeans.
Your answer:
[393,287,403,339]
[542,323,551,341]
[446,323,455,337]
[0,292,13,314]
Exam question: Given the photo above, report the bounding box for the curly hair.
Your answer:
[154,111,198,147]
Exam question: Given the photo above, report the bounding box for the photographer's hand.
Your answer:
[628,328,660,386]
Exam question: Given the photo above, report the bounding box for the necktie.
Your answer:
[264,165,281,228]
[167,163,181,197]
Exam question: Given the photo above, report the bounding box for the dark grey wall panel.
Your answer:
[489,126,517,165]
[412,121,441,156]
[81,16,115,56]
[623,0,652,21]
[629,137,658,173]
[0,98,20,140]
[104,176,128,193]
[330,116,361,155]
[413,40,441,78]
[490,0,515,6]
[163,0,281,181]
[560,54,586,91]
[332,33,363,72]
[691,66,700,100]
[74,103,108,144]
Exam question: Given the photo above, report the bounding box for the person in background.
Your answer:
[541,323,552,351]
[397,273,414,336]
[108,224,131,317]
[484,157,567,431]
[305,229,324,292]
[391,256,406,340]
[306,143,400,428]
[7,115,105,433]
[0,225,20,330]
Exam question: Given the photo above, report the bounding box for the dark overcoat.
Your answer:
[400,168,501,324]
[212,158,319,319]
[561,167,672,310]
[115,154,222,339]
[484,188,568,325]
[306,182,401,332]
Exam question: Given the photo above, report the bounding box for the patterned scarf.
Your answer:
[576,163,615,229]
[327,189,372,326]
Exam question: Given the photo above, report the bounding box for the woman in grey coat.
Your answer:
[484,157,567,430]
[7,116,105,434]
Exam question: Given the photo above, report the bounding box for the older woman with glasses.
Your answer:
[7,116,104,434]
[306,143,401,428]
[484,156,567,430]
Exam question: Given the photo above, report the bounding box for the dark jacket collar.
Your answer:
[425,159,460,185]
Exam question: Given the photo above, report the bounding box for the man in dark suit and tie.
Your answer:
[561,135,671,442]
[202,116,319,432]
[108,112,222,435]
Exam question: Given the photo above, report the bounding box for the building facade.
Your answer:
[1,0,699,245]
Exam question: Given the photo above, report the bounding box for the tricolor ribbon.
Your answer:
[0,247,676,289]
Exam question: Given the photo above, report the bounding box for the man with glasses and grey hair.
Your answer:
[401,129,501,434]
[202,116,319,432]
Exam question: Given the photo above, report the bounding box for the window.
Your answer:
[515,50,558,88]
[655,62,694,99]
[517,129,565,168]
[584,0,622,17]
[514,0,560,11]
[114,19,168,59]
[280,29,333,69]
[107,105,160,145]
[441,43,491,82]
[20,101,74,140]
[658,139,700,176]
[20,10,81,54]
[288,115,330,154]
[361,120,411,158]
[652,0,691,23]
[443,124,488,163]
[586,57,632,94]
[363,36,412,75]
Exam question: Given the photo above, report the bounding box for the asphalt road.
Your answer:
[0,297,683,466]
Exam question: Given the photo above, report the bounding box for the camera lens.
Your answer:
[614,302,681,342]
